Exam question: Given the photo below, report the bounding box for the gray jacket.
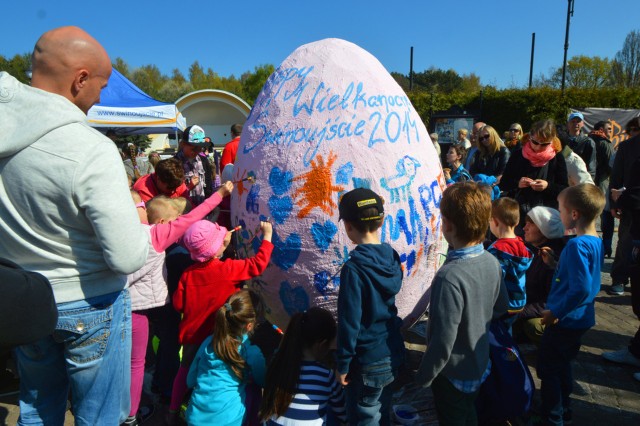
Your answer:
[416,251,509,386]
[569,134,597,180]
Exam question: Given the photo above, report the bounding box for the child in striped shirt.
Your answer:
[260,308,347,425]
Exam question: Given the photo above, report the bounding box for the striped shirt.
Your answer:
[266,361,347,425]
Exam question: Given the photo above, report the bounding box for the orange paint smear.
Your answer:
[411,244,424,276]
[292,151,344,218]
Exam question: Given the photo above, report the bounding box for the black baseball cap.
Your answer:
[338,188,384,222]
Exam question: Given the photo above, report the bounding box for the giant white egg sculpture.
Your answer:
[230,38,444,328]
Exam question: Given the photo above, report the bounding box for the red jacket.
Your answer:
[173,240,273,345]
[133,173,190,203]
[220,137,240,171]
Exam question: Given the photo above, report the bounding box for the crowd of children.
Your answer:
[11,124,610,426]
[112,168,606,426]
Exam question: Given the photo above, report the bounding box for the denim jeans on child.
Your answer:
[346,357,396,426]
[536,325,587,426]
[15,290,132,426]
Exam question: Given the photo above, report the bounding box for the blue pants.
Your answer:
[15,290,132,426]
[536,325,587,426]
[345,357,396,426]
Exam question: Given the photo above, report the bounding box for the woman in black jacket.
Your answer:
[500,119,568,225]
[470,124,510,182]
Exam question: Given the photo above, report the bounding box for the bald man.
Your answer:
[0,27,148,425]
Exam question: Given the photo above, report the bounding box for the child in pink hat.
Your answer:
[168,218,273,421]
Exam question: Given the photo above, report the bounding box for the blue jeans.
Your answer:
[346,357,396,426]
[15,290,132,426]
[536,325,587,426]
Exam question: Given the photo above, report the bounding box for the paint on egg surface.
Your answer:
[230,38,445,328]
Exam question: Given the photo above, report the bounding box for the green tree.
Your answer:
[0,53,31,83]
[130,64,165,97]
[189,61,208,90]
[390,71,410,91]
[547,55,613,89]
[413,67,463,93]
[241,64,275,104]
[611,30,640,88]
[112,57,131,78]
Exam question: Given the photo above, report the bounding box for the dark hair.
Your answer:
[213,290,257,380]
[448,144,467,162]
[440,181,491,244]
[128,144,141,180]
[345,207,383,233]
[259,308,337,420]
[231,123,243,137]
[626,117,640,133]
[593,120,611,131]
[155,158,185,190]
[492,197,520,227]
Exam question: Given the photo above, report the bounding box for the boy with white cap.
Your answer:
[515,207,566,346]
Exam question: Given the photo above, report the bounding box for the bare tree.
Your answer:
[611,30,640,88]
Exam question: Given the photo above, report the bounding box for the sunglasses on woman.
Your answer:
[530,137,551,146]
[478,135,490,141]
[509,128,520,132]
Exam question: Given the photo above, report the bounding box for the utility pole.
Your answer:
[529,33,535,88]
[561,0,575,94]
[409,46,414,91]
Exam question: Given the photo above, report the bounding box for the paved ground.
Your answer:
[2,256,639,425]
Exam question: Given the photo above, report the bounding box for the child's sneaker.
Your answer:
[121,416,138,426]
[601,348,640,367]
[138,404,155,424]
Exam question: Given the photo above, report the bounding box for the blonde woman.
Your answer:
[505,123,524,150]
[469,125,511,182]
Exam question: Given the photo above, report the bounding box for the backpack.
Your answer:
[476,320,535,423]
[0,258,57,348]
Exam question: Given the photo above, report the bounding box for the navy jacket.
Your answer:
[336,244,404,374]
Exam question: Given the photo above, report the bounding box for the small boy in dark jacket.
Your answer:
[416,182,508,425]
[488,197,533,331]
[335,188,405,426]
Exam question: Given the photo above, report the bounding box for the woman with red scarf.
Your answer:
[500,119,569,229]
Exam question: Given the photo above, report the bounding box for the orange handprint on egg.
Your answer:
[292,151,344,218]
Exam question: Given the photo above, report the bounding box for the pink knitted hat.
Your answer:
[182,220,228,262]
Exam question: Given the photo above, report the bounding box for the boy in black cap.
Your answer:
[335,188,405,425]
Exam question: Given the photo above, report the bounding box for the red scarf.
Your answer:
[589,129,608,140]
[522,141,556,167]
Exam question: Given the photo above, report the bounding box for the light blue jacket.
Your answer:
[186,334,266,426]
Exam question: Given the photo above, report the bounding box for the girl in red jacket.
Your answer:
[168,219,273,422]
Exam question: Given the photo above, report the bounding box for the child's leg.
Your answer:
[168,344,198,412]
[130,311,149,417]
[536,326,587,425]
[431,374,479,426]
[345,358,394,426]
[148,304,181,397]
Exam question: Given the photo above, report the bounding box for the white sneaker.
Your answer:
[634,372,640,382]
[602,348,640,367]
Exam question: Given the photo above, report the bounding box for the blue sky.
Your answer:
[1,0,637,89]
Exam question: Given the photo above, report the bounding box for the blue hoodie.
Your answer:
[336,243,404,374]
[487,238,533,314]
